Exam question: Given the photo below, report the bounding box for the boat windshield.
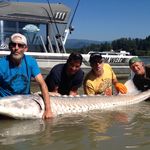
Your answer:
[0,20,67,53]
[0,20,49,52]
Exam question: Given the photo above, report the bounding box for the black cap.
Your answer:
[89,53,103,63]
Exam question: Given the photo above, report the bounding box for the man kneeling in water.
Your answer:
[83,53,127,95]
[129,57,150,92]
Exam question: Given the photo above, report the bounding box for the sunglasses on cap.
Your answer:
[10,42,26,48]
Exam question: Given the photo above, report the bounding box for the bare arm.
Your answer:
[35,73,53,119]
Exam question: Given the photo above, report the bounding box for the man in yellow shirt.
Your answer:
[83,53,127,95]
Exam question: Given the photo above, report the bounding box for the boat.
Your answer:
[88,50,132,64]
[0,1,135,77]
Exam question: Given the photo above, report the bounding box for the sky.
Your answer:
[15,0,150,41]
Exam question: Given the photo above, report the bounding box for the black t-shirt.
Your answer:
[45,64,84,95]
[133,65,150,91]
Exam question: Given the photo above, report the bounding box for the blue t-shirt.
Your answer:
[0,55,40,97]
[45,64,84,95]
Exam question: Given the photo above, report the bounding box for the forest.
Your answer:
[66,36,150,56]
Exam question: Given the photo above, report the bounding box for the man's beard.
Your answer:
[10,52,24,66]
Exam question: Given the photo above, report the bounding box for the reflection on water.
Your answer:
[0,120,45,145]
[0,101,150,150]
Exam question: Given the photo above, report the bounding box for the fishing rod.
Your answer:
[46,0,81,37]
[68,0,81,34]
[46,0,61,39]
[43,0,81,51]
[62,0,81,45]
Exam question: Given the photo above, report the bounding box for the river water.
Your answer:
[0,57,150,150]
[0,101,150,150]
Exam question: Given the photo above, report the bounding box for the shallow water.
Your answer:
[0,101,150,150]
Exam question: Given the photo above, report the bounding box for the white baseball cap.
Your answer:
[10,33,27,45]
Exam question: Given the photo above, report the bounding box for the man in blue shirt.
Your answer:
[0,33,52,119]
[45,52,84,96]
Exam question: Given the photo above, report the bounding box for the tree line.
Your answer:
[66,36,150,56]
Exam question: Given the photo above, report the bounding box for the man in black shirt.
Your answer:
[129,57,150,92]
[45,52,84,96]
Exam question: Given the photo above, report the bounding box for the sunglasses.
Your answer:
[10,42,25,48]
[91,59,103,64]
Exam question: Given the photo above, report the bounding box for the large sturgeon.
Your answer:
[0,80,150,119]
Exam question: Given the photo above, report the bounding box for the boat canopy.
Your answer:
[0,2,71,23]
[0,1,71,53]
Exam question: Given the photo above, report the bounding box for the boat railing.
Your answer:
[39,36,48,53]
[47,36,54,53]
[88,51,131,56]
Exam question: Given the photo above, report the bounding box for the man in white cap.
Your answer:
[0,33,53,119]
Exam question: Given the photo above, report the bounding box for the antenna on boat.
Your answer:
[46,0,61,37]
[69,0,81,34]
[62,0,81,45]
[45,0,66,53]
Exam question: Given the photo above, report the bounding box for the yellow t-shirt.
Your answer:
[84,63,116,95]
